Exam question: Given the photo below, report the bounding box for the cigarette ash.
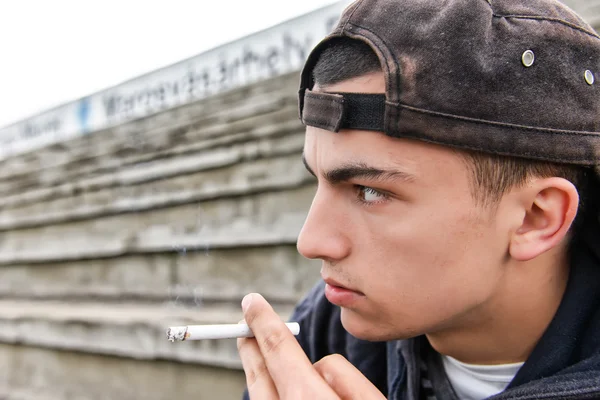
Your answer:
[166,326,188,342]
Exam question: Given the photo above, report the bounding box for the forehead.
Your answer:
[305,127,475,192]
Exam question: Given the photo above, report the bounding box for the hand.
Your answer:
[237,293,386,400]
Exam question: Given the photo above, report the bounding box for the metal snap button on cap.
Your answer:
[521,50,535,67]
[585,70,595,85]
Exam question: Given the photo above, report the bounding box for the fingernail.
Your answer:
[241,294,253,312]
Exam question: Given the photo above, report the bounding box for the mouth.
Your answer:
[322,277,358,292]
[322,276,365,307]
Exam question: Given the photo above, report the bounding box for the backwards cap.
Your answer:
[298,0,600,173]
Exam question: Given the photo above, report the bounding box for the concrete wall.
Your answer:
[0,343,248,400]
[564,0,600,28]
[0,71,320,399]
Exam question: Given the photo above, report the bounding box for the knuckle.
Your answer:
[244,308,258,325]
[246,360,270,387]
[261,329,287,355]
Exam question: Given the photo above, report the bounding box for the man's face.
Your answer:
[298,72,513,341]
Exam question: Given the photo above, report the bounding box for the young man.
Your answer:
[237,0,600,399]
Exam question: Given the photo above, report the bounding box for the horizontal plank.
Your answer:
[0,185,316,264]
[0,342,246,400]
[0,246,321,304]
[0,139,310,230]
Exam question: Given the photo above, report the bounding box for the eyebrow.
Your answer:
[301,153,416,185]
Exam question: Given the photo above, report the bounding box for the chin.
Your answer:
[340,308,394,341]
[340,308,423,341]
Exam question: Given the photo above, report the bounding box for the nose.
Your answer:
[297,188,351,262]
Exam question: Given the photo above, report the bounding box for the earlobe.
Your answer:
[509,178,579,261]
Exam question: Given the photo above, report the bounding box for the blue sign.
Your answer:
[77,97,91,134]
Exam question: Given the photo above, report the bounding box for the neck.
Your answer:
[426,247,570,365]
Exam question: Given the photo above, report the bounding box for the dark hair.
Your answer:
[312,38,381,88]
[311,37,592,227]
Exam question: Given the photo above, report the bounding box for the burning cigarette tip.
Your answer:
[166,326,189,342]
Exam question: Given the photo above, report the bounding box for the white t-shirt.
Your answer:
[442,355,524,400]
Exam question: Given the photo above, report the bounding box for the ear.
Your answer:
[509,177,579,261]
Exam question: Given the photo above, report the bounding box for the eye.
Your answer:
[357,185,388,204]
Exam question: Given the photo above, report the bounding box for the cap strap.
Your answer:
[300,89,386,132]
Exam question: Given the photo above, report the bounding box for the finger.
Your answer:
[237,321,279,400]
[242,293,338,399]
[314,354,386,400]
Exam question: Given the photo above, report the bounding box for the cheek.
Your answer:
[353,201,505,330]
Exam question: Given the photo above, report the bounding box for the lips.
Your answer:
[322,276,365,307]
[322,277,356,291]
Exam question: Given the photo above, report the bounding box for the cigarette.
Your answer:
[166,322,300,342]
